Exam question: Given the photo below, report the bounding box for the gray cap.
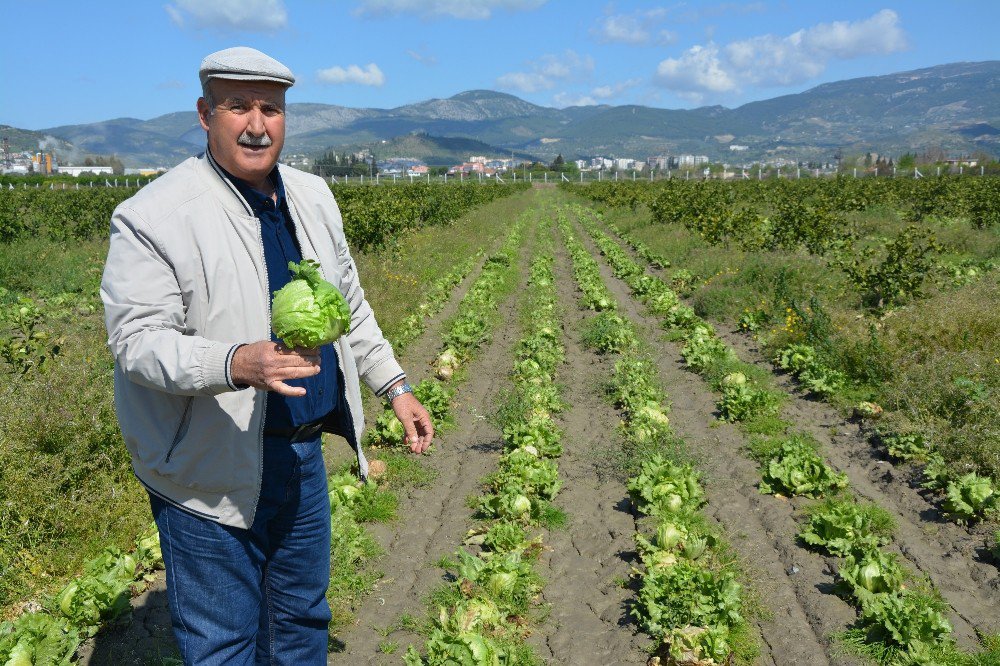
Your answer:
[199,46,295,88]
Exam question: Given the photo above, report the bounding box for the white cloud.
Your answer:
[672,2,767,24]
[406,47,438,66]
[165,0,287,32]
[553,92,598,107]
[496,50,594,93]
[496,72,552,93]
[593,8,675,46]
[317,63,386,86]
[354,0,546,20]
[656,44,738,99]
[596,14,649,45]
[591,78,642,99]
[654,9,908,100]
[802,9,907,58]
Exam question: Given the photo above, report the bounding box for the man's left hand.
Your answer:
[391,392,434,453]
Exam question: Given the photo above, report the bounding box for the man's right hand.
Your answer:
[230,341,320,396]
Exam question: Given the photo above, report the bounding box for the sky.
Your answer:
[2,0,998,130]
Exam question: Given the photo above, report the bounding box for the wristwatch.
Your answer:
[385,382,413,402]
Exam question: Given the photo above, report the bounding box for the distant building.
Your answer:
[677,155,709,167]
[57,165,113,176]
[729,145,749,152]
[574,159,588,170]
[647,156,670,170]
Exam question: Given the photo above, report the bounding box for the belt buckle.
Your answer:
[291,420,323,443]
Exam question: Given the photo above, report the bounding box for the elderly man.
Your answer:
[101,47,432,664]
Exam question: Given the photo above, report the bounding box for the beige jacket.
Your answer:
[101,151,404,528]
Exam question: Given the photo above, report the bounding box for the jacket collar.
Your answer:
[203,147,257,218]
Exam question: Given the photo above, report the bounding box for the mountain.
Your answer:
[336,132,537,166]
[15,61,1000,167]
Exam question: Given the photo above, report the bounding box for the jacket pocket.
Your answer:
[165,397,194,463]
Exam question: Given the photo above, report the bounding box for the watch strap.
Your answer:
[385,382,413,402]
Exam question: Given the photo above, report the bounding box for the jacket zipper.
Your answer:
[164,396,194,463]
[250,210,270,526]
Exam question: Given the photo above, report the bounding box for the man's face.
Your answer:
[197,78,286,189]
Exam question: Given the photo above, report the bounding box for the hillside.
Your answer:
[340,132,537,166]
[9,61,998,166]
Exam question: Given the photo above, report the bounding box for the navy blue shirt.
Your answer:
[225,165,343,430]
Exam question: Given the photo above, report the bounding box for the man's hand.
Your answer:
[231,341,320,396]
[390,390,434,453]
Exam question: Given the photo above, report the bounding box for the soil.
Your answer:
[524,225,650,664]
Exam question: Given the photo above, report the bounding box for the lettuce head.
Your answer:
[271,260,351,348]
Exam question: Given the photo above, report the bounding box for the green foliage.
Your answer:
[774,343,846,397]
[942,473,998,523]
[627,455,705,517]
[837,226,944,310]
[632,560,743,653]
[582,311,638,354]
[717,372,781,423]
[799,499,896,556]
[332,181,530,252]
[758,435,848,498]
[271,260,352,348]
[856,591,952,657]
[0,612,79,666]
[0,296,63,374]
[837,546,907,602]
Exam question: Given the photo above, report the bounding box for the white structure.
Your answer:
[677,155,709,167]
[57,166,114,176]
[729,145,749,152]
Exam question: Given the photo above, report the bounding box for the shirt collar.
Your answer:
[210,151,285,213]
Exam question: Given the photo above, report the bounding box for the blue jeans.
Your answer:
[149,435,332,665]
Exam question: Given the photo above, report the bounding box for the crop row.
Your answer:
[575,205,995,664]
[0,526,162,663]
[389,253,482,354]
[558,208,754,665]
[364,217,526,450]
[405,214,566,664]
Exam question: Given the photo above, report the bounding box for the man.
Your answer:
[101,46,433,664]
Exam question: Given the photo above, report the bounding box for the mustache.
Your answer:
[237,131,273,147]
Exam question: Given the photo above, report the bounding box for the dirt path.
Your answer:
[569,209,845,665]
[597,217,1000,646]
[524,227,650,664]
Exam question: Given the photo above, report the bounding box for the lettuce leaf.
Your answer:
[271,260,351,348]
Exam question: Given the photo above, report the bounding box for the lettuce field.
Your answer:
[1,177,999,665]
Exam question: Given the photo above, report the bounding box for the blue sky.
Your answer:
[2,0,998,129]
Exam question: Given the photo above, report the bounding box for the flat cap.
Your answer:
[199,46,295,87]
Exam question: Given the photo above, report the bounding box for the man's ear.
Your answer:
[197,97,211,132]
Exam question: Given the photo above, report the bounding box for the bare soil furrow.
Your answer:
[572,214,841,666]
[524,238,649,665]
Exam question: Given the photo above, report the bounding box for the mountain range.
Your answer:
[7,61,999,168]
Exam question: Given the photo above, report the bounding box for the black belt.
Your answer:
[263,419,325,443]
